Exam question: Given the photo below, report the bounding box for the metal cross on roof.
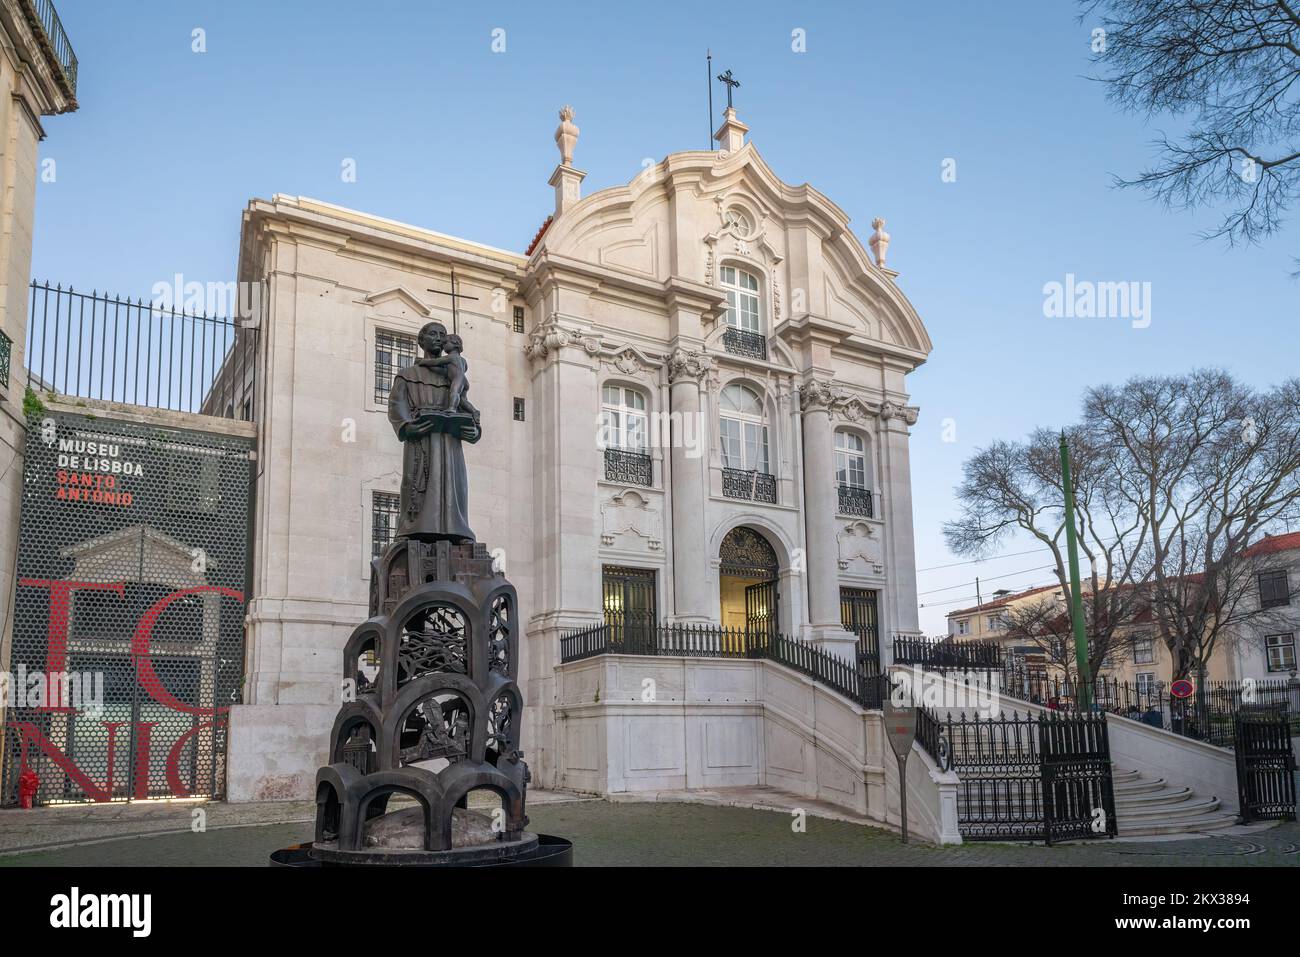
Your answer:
[716,69,740,109]
[426,264,478,334]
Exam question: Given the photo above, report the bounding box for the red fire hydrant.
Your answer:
[18,767,39,809]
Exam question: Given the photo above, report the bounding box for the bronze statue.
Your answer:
[387,321,481,543]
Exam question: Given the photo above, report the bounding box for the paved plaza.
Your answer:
[0,795,1296,867]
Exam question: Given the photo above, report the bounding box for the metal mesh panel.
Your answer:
[1,410,253,805]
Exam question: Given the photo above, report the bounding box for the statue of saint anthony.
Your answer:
[387,321,481,543]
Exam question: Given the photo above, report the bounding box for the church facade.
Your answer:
[225,106,933,802]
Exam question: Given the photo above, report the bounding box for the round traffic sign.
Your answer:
[1169,679,1194,699]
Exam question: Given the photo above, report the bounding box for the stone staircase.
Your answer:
[1111,767,1238,837]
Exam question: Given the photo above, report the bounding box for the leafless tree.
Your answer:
[943,427,1151,681]
[1082,1,1300,265]
[1086,370,1300,677]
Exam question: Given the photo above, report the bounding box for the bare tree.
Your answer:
[944,427,1151,681]
[1083,0,1300,262]
[1087,370,1300,677]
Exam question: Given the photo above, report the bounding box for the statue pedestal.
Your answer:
[283,537,569,867]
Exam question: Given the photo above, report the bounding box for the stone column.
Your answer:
[667,348,713,621]
[879,401,922,663]
[800,379,859,662]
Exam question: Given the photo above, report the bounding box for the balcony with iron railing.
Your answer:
[722,467,777,504]
[837,483,873,517]
[603,446,653,487]
[721,327,768,361]
[19,0,78,102]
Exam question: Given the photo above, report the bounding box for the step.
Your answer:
[1114,785,1192,807]
[1112,777,1168,795]
[1117,795,1223,821]
[1118,811,1239,837]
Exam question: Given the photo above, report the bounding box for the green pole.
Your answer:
[1059,432,1091,709]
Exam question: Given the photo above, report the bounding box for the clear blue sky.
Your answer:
[35,1,1299,635]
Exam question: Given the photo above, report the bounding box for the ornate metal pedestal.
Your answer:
[285,539,564,866]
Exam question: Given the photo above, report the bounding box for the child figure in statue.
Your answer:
[424,334,478,420]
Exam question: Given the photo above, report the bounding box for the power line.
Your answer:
[916,563,1058,596]
[917,534,1125,574]
[919,578,1061,610]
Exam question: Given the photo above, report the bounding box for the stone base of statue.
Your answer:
[270,537,572,867]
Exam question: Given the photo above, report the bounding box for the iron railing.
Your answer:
[604,447,653,486]
[897,636,1299,750]
[722,327,767,360]
[19,0,77,99]
[722,467,777,504]
[559,620,886,710]
[893,635,1004,670]
[24,281,257,422]
[927,707,1116,843]
[837,483,873,517]
[0,329,11,391]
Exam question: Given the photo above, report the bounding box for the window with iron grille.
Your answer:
[371,491,400,559]
[513,398,525,421]
[0,329,11,391]
[374,330,417,404]
[512,305,525,334]
[1259,570,1291,609]
[1266,633,1296,673]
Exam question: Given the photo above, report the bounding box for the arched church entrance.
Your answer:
[718,526,779,646]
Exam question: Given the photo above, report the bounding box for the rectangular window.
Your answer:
[1132,637,1154,664]
[1135,672,1156,695]
[371,491,400,560]
[602,565,656,647]
[513,398,525,421]
[375,329,417,404]
[1259,570,1290,609]
[986,615,1002,631]
[512,306,525,334]
[1266,633,1296,673]
[955,619,970,636]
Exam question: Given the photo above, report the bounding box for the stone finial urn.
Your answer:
[555,105,579,167]
[869,217,890,268]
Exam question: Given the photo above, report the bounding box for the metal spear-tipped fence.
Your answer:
[24,281,257,422]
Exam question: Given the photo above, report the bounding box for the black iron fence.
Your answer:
[893,635,1003,670]
[24,281,257,422]
[1234,710,1298,822]
[722,467,777,504]
[892,635,1298,750]
[924,708,1116,844]
[559,620,886,710]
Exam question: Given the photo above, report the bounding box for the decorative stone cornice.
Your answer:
[524,314,600,362]
[667,348,714,384]
[799,379,917,425]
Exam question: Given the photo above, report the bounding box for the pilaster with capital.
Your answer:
[667,347,715,621]
[799,378,861,660]
[877,400,922,648]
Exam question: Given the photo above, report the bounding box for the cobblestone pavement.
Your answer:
[1,800,1297,867]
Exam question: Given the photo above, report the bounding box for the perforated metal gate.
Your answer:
[1,410,254,805]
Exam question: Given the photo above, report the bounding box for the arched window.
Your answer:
[835,431,869,488]
[601,385,648,451]
[719,384,769,474]
[720,265,761,333]
[835,430,873,517]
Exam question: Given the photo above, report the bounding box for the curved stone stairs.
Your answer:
[1111,767,1239,837]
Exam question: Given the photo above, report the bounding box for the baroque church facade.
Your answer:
[225,106,933,802]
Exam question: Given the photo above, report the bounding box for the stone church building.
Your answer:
[225,106,933,809]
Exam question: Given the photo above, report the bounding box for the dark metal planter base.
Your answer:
[270,834,573,867]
